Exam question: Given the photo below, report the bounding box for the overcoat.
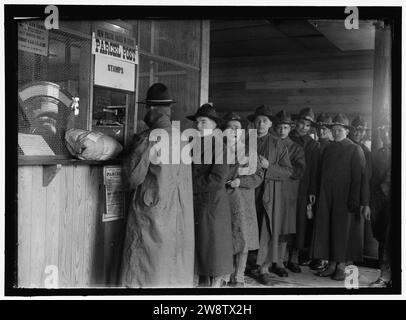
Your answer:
[370,145,391,242]
[256,133,293,265]
[238,161,264,251]
[192,136,234,277]
[280,137,306,235]
[120,110,194,288]
[311,138,367,262]
[289,131,320,249]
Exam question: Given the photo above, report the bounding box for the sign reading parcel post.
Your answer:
[92,27,138,92]
[103,166,125,222]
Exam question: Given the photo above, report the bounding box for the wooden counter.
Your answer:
[17,163,125,288]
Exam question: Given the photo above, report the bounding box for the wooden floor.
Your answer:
[243,266,380,288]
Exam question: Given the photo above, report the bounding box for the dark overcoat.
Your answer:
[192,137,234,277]
[120,112,194,288]
[311,138,367,262]
[289,131,320,249]
[370,145,391,242]
[256,133,293,265]
[280,137,306,235]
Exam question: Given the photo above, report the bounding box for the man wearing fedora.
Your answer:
[369,124,392,287]
[187,103,234,287]
[223,112,265,286]
[247,105,293,285]
[288,107,321,272]
[315,112,334,157]
[120,83,195,288]
[273,110,306,277]
[311,114,369,280]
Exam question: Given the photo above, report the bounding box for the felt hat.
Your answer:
[351,116,371,131]
[222,111,247,128]
[247,105,274,122]
[292,107,316,125]
[273,110,295,125]
[138,83,175,106]
[327,113,354,130]
[187,103,223,125]
[316,112,333,128]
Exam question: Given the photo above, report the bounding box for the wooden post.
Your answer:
[199,20,211,106]
[371,21,391,149]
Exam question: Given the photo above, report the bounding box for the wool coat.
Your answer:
[255,133,293,265]
[192,136,234,277]
[120,110,194,288]
[311,138,367,262]
[289,131,320,250]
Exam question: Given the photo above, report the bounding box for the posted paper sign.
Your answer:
[18,21,49,56]
[103,166,125,222]
[94,54,135,92]
[18,133,55,156]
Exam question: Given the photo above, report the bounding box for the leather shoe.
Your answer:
[258,273,276,286]
[310,259,328,271]
[331,268,346,281]
[286,261,301,273]
[271,265,288,277]
[369,278,391,288]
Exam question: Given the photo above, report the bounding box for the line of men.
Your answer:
[120,83,392,288]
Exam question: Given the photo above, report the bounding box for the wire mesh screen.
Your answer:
[136,20,202,132]
[18,24,91,157]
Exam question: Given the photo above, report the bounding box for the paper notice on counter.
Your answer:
[18,133,55,156]
[103,166,125,222]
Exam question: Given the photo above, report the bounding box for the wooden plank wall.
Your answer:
[17,164,125,288]
[209,50,374,123]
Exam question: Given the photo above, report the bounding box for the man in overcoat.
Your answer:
[120,83,194,288]
[311,113,369,281]
[247,105,293,285]
[288,108,320,272]
[273,110,306,277]
[187,103,234,287]
[369,124,392,287]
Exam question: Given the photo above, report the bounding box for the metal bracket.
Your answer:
[43,164,62,187]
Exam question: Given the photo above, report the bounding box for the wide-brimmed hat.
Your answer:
[187,103,223,125]
[292,107,316,125]
[222,112,247,128]
[351,116,371,131]
[137,83,175,106]
[327,113,354,130]
[316,112,333,128]
[273,110,295,125]
[247,105,273,122]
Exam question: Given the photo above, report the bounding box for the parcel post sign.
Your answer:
[92,28,138,64]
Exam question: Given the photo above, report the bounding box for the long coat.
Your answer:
[239,159,265,251]
[192,137,234,277]
[120,112,194,288]
[256,133,293,265]
[289,131,320,249]
[311,138,367,262]
[370,145,391,242]
[280,137,306,235]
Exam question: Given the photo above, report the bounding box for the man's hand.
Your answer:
[259,155,269,169]
[381,182,390,198]
[309,194,316,205]
[228,178,240,189]
[361,205,371,221]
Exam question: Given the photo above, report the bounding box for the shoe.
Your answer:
[316,267,335,277]
[233,282,245,287]
[369,278,391,288]
[286,261,302,273]
[258,273,276,286]
[331,268,346,281]
[271,265,288,277]
[310,259,328,271]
